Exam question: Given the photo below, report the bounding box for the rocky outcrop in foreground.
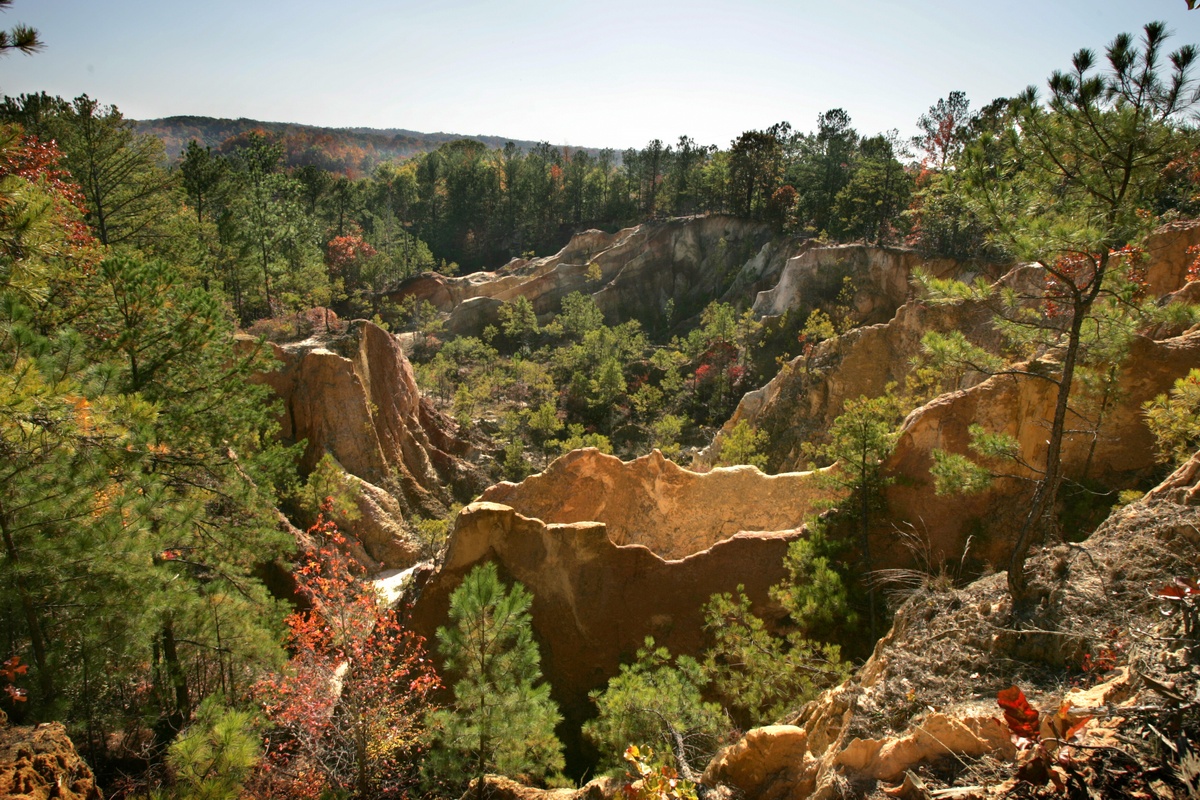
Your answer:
[251,320,484,568]
[405,449,836,765]
[386,216,799,336]
[703,451,1200,799]
[0,722,102,800]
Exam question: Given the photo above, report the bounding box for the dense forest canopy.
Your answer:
[0,85,995,324]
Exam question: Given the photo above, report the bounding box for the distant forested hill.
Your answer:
[133,115,578,175]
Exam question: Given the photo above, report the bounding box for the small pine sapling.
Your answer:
[167,696,261,800]
[428,562,564,790]
[1145,369,1200,470]
[715,419,768,469]
[806,389,904,640]
[702,587,849,729]
[583,637,728,775]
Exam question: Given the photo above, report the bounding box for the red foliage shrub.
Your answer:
[253,503,439,799]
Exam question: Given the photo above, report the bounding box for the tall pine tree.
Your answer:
[429,562,563,789]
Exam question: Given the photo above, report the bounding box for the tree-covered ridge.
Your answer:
[133,101,930,279]
[134,115,565,176]
[0,87,1016,332]
[130,111,913,272]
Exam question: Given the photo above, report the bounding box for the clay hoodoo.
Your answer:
[251,320,485,568]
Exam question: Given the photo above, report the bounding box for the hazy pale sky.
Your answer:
[1,1,1196,150]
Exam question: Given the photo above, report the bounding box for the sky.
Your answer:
[1,1,1197,151]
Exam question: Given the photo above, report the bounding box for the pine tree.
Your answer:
[429,562,563,789]
[715,419,768,469]
[0,127,295,743]
[807,391,904,640]
[702,588,848,729]
[928,22,1200,607]
[1144,368,1200,469]
[582,637,727,774]
[0,1,40,57]
[497,295,539,353]
[167,697,261,800]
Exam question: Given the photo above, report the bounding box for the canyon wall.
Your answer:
[405,449,839,768]
[700,222,1200,568]
[386,216,802,336]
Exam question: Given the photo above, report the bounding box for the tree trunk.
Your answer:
[861,471,877,642]
[0,508,54,703]
[355,727,370,800]
[1007,266,1102,608]
[161,615,190,719]
[260,242,273,314]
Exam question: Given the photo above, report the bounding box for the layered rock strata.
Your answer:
[701,223,1200,567]
[386,216,798,336]
[705,222,1200,473]
[405,449,836,768]
[251,320,483,568]
[480,448,834,559]
[882,328,1200,565]
[698,277,1011,473]
[751,243,966,325]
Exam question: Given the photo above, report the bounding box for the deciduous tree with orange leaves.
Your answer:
[255,503,439,800]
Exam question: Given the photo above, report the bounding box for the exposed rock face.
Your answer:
[251,320,484,567]
[465,774,617,800]
[349,476,421,569]
[701,223,1200,566]
[702,726,817,800]
[698,282,1007,472]
[0,722,102,800]
[696,247,1008,472]
[706,223,1200,474]
[882,328,1200,566]
[714,322,1200,569]
[834,713,1014,781]
[1141,218,1200,296]
[752,243,965,325]
[480,448,834,559]
[702,452,1200,799]
[386,216,799,337]
[405,449,836,770]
